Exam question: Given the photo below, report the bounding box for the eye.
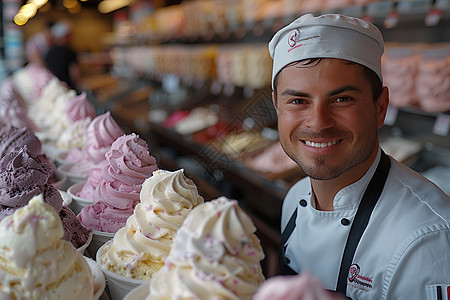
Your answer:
[289,98,308,105]
[334,96,352,103]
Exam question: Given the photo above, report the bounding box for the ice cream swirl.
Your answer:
[0,146,62,215]
[98,169,204,280]
[64,92,96,122]
[83,111,125,164]
[78,133,158,233]
[0,195,94,300]
[150,196,265,300]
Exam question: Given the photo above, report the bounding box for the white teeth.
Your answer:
[305,140,339,148]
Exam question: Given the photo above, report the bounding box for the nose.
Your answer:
[305,103,335,132]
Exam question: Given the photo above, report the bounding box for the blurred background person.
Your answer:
[25,20,54,67]
[44,20,80,90]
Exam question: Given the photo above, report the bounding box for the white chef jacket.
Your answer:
[281,149,450,300]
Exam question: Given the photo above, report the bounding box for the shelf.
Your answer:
[107,0,450,47]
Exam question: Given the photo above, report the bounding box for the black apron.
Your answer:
[279,151,391,297]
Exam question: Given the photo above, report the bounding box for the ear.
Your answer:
[272,90,278,111]
[377,86,389,128]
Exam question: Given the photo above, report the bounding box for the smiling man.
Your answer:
[269,14,450,300]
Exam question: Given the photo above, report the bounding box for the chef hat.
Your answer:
[268,14,384,89]
[51,21,72,39]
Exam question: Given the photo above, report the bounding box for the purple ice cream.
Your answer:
[0,125,42,158]
[0,146,90,248]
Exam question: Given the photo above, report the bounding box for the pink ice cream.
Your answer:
[254,273,346,300]
[26,63,54,101]
[66,111,125,176]
[0,146,90,248]
[64,91,96,122]
[78,133,158,233]
[12,63,54,103]
[76,162,105,200]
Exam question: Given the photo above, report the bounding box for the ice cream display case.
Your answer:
[82,0,450,279]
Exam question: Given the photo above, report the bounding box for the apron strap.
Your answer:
[335,150,391,294]
[279,208,298,275]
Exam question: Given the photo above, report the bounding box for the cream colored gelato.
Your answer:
[29,77,76,143]
[0,195,94,299]
[97,169,204,280]
[56,116,92,151]
[149,196,265,300]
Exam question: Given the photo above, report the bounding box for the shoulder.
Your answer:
[386,157,450,220]
[373,157,450,295]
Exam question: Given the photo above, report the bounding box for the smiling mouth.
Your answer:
[303,140,342,148]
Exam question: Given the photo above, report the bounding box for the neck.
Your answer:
[311,149,379,211]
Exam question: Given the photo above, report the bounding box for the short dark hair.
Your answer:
[273,58,383,103]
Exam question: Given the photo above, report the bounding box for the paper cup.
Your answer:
[59,190,72,207]
[77,232,93,255]
[85,256,107,300]
[124,281,151,300]
[56,164,88,189]
[96,244,148,300]
[87,230,115,259]
[67,181,93,214]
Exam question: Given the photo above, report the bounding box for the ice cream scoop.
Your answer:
[97,169,204,280]
[0,195,94,299]
[0,146,91,248]
[28,77,74,139]
[64,91,96,122]
[0,77,37,130]
[76,163,105,200]
[67,111,125,176]
[0,125,42,158]
[78,133,158,233]
[56,116,92,152]
[54,92,95,151]
[12,63,54,103]
[0,146,61,215]
[149,196,265,300]
[59,205,91,249]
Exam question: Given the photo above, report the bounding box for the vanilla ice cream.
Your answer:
[97,169,204,280]
[149,196,265,300]
[0,195,94,299]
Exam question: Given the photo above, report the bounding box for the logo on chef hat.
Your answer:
[288,29,300,48]
[348,264,360,282]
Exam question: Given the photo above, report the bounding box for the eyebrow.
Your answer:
[280,85,363,98]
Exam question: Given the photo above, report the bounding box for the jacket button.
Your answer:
[341,218,351,226]
[299,199,307,207]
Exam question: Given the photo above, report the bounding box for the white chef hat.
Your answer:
[51,21,72,39]
[268,14,384,89]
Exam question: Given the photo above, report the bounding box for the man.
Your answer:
[268,14,450,299]
[25,21,54,67]
[44,21,80,90]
